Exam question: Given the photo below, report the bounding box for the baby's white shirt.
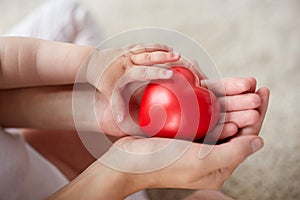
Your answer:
[0,128,68,199]
[1,0,149,199]
[0,128,150,200]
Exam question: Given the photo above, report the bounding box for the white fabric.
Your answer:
[126,191,150,200]
[0,128,149,200]
[5,0,103,46]
[1,0,148,199]
[0,129,68,199]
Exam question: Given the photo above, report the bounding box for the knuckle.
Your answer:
[248,110,260,123]
[225,97,233,110]
[144,53,152,61]
[224,123,238,136]
[240,78,251,91]
[250,94,262,108]
[157,68,166,76]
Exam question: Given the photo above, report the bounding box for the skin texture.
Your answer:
[0,37,270,199]
[20,79,269,200]
[0,37,180,135]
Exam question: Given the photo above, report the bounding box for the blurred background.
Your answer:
[1,0,299,199]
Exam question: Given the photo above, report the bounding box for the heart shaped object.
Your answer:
[139,66,220,140]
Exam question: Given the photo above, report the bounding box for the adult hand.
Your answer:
[48,127,266,200]
[96,79,270,197]
[100,76,269,140]
[203,77,270,142]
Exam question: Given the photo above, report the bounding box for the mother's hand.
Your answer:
[203,77,270,142]
[100,134,264,196]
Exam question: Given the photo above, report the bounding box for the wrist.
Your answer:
[48,160,134,200]
[71,83,108,133]
[90,161,145,199]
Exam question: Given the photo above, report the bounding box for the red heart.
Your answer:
[139,66,220,140]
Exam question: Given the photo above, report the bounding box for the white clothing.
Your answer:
[0,129,68,199]
[5,0,103,46]
[1,0,148,199]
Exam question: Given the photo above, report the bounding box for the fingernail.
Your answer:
[116,115,123,123]
[251,138,264,153]
[166,70,173,77]
[172,52,180,58]
[160,70,173,78]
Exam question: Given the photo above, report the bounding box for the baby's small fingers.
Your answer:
[220,110,260,128]
[118,66,173,89]
[168,58,199,69]
[218,93,262,112]
[127,43,173,54]
[131,51,180,65]
[165,58,206,82]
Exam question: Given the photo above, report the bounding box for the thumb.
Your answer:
[201,135,264,171]
[224,135,264,165]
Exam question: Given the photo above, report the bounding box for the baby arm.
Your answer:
[0,37,93,88]
[0,37,180,131]
[0,37,179,89]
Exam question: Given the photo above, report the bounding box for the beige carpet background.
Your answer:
[1,0,299,199]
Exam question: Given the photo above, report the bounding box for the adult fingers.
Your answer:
[245,77,257,93]
[218,93,262,112]
[205,109,261,141]
[221,110,260,128]
[239,87,270,135]
[201,77,253,96]
[127,43,173,54]
[130,51,180,65]
[192,135,263,190]
[200,135,264,173]
[204,123,238,142]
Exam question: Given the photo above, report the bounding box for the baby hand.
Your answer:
[85,43,180,136]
